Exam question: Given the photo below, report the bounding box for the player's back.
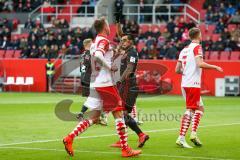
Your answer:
[178,42,203,88]
[89,35,114,88]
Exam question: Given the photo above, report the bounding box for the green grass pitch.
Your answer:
[0,93,240,160]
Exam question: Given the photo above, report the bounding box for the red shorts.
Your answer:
[95,86,124,112]
[182,87,203,110]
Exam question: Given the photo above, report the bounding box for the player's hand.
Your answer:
[111,65,118,72]
[215,66,223,73]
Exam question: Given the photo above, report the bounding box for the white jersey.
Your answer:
[178,42,203,88]
[89,34,114,87]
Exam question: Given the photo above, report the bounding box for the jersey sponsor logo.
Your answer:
[130,56,136,63]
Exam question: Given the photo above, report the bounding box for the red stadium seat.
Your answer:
[209,51,219,60]
[151,24,159,31]
[204,51,210,60]
[0,50,5,59]
[219,51,230,60]
[212,34,220,42]
[199,23,206,33]
[140,25,150,33]
[227,24,237,32]
[159,25,166,33]
[137,41,145,52]
[230,51,240,61]
[5,50,14,59]
[208,25,216,34]
[14,50,22,58]
[200,10,206,21]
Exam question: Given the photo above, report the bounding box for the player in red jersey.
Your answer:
[63,17,141,157]
[175,27,223,148]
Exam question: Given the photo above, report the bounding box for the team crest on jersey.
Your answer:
[130,57,136,63]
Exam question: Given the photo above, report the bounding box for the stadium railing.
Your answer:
[123,4,200,24]
[28,4,108,26]
[28,4,200,26]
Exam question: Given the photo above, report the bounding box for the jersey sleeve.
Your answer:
[96,39,109,54]
[128,50,138,64]
[193,45,203,57]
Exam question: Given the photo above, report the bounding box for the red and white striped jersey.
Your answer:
[178,42,203,88]
[90,34,114,87]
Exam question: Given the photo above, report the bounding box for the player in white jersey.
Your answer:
[63,17,142,158]
[175,28,223,148]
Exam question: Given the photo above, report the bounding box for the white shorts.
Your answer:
[84,88,103,111]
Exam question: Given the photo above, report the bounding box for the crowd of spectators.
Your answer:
[204,0,240,33]
[0,0,66,12]
[1,17,95,58]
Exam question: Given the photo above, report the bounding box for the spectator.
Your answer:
[152,28,161,41]
[148,45,157,59]
[228,37,238,51]
[115,0,124,22]
[221,28,231,41]
[24,18,34,29]
[186,19,196,29]
[129,20,139,35]
[139,46,149,59]
[171,27,182,42]
[218,3,226,17]
[10,36,20,50]
[226,4,236,16]
[146,36,155,49]
[0,36,10,49]
[144,26,153,38]
[165,43,178,60]
[181,28,189,42]
[29,44,39,58]
[167,18,176,33]
[3,0,14,12]
[212,37,225,51]
[202,36,213,51]
[228,11,240,24]
[158,45,167,59]
[215,19,225,33]
[162,28,171,40]
[156,35,166,50]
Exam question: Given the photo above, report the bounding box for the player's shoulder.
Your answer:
[127,47,138,63]
[128,47,138,57]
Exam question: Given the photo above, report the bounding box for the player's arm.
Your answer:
[195,56,223,72]
[175,61,183,74]
[95,39,117,71]
[120,63,134,82]
[194,45,223,72]
[116,22,124,38]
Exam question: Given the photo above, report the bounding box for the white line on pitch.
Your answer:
[0,122,239,147]
[0,146,233,160]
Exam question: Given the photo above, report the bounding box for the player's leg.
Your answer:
[63,94,102,156]
[96,86,141,157]
[176,87,193,148]
[131,104,143,125]
[63,110,100,156]
[125,86,149,148]
[190,97,204,146]
[112,110,142,157]
[77,84,90,120]
[76,105,88,121]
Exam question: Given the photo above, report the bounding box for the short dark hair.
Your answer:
[188,27,201,40]
[93,17,106,33]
